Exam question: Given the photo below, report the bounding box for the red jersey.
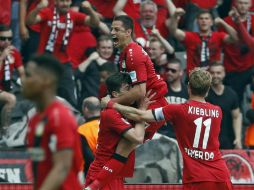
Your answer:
[153,100,231,183]
[0,0,11,26]
[182,32,226,74]
[87,108,135,178]
[37,8,86,63]
[26,100,83,190]
[26,0,54,32]
[222,16,254,72]
[191,0,217,9]
[68,26,97,68]
[119,42,168,100]
[0,48,23,90]
[87,0,116,20]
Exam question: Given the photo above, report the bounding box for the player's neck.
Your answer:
[35,93,56,112]
[189,95,206,103]
[120,38,133,51]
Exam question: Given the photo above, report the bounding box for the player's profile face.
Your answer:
[111,20,128,48]
[21,62,45,100]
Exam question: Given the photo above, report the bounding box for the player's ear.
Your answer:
[126,29,132,36]
[112,91,119,98]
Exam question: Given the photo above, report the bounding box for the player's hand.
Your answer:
[139,90,156,110]
[101,95,111,109]
[233,138,242,149]
[173,8,185,18]
[37,0,48,9]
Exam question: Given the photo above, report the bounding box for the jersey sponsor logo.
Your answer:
[188,106,219,118]
[103,166,113,173]
[184,148,214,161]
[129,71,137,82]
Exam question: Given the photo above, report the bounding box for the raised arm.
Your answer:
[81,1,100,27]
[215,17,239,43]
[26,0,48,26]
[19,0,29,40]
[165,0,176,17]
[168,8,186,41]
[113,0,128,16]
[151,27,175,54]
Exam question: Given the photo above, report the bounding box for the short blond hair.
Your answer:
[189,68,212,97]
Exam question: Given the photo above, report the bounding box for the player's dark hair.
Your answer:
[106,72,132,96]
[196,9,213,20]
[99,61,117,73]
[0,24,11,32]
[113,15,134,37]
[29,54,63,84]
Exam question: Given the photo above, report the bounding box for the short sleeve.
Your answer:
[13,49,23,68]
[72,11,86,26]
[48,107,77,151]
[38,8,51,22]
[106,110,132,136]
[182,32,197,45]
[126,46,147,84]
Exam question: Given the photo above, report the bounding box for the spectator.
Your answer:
[19,0,54,63]
[221,0,254,104]
[168,8,238,75]
[22,54,83,190]
[148,27,175,78]
[75,35,114,109]
[0,25,24,134]
[159,58,188,138]
[78,97,100,176]
[134,0,176,48]
[26,0,100,107]
[207,62,242,149]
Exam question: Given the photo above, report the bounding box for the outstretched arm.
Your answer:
[168,8,186,41]
[81,1,100,27]
[26,0,48,25]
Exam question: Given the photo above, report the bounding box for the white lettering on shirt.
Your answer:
[188,106,219,118]
[184,148,214,161]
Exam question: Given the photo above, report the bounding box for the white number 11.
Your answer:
[193,117,211,149]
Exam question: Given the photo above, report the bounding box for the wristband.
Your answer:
[107,100,115,109]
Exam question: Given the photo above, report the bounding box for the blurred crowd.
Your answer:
[0,0,254,151]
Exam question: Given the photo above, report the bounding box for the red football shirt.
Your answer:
[87,108,135,178]
[190,0,217,9]
[0,48,23,90]
[182,32,226,74]
[0,0,11,26]
[119,42,168,100]
[153,100,231,183]
[68,26,97,68]
[222,16,254,72]
[26,0,54,32]
[37,8,86,63]
[26,100,83,190]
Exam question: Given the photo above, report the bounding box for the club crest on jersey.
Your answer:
[129,71,137,82]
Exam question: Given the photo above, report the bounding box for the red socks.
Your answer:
[87,153,127,189]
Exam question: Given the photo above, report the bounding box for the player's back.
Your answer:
[163,100,230,183]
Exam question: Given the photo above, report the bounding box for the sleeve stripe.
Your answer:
[153,108,165,121]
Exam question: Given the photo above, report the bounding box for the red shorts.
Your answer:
[183,181,233,190]
[145,97,168,140]
[85,175,124,190]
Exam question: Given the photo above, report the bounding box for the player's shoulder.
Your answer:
[101,108,121,118]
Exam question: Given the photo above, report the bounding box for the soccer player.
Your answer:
[86,14,168,190]
[104,68,233,190]
[22,54,83,190]
[85,72,147,190]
